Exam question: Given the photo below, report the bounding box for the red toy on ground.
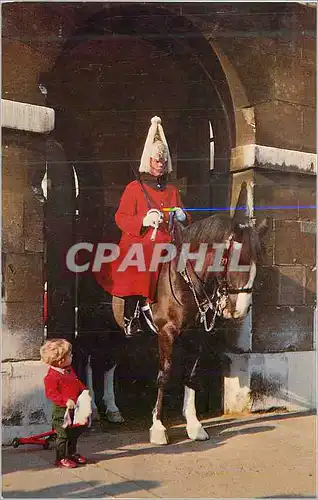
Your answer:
[11,430,56,450]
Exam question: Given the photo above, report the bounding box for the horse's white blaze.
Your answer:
[232,260,256,318]
[233,292,252,318]
[245,260,257,290]
[183,385,209,441]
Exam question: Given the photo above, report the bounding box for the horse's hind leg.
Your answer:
[183,384,209,441]
[149,326,175,445]
[104,365,125,423]
[91,355,124,425]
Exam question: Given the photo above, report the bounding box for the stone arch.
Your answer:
[39,3,237,415]
[54,2,236,133]
[211,41,256,149]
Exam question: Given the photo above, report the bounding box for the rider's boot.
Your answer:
[141,302,158,334]
[123,296,143,338]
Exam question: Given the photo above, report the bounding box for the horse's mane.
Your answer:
[181,214,232,245]
[179,214,262,263]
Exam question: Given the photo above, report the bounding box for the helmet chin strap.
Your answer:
[149,169,168,191]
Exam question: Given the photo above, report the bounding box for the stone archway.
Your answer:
[45,3,235,209]
[41,4,236,415]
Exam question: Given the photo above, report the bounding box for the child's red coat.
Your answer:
[44,366,86,407]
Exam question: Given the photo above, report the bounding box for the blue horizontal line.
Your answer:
[177,205,316,212]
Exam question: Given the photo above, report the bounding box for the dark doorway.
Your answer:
[43,3,235,417]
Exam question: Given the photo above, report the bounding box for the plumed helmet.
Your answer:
[139,116,172,173]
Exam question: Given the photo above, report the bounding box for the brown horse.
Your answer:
[112,214,267,444]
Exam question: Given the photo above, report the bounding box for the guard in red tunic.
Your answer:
[95,116,189,337]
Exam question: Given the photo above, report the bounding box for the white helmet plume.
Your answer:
[139,116,172,173]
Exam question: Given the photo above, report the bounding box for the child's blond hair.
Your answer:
[40,338,72,367]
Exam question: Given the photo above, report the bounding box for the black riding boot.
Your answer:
[141,302,158,334]
[124,296,143,338]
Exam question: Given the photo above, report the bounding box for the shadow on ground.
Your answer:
[2,479,161,498]
[2,410,314,476]
[202,409,315,435]
[260,496,316,499]
[86,422,278,466]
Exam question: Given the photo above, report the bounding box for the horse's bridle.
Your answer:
[216,235,254,296]
[175,233,254,332]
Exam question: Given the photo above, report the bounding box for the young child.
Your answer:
[40,338,89,468]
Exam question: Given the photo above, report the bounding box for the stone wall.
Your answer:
[2,131,46,361]
[181,2,316,152]
[226,147,316,412]
[178,2,316,410]
[1,2,316,443]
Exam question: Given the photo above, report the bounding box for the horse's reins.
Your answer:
[217,237,254,295]
[167,212,186,308]
[171,230,254,332]
[167,216,220,332]
[188,235,255,297]
[180,265,219,332]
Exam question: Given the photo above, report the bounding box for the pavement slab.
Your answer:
[2,411,316,498]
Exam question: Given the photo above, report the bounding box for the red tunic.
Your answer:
[94,180,186,301]
[44,366,86,408]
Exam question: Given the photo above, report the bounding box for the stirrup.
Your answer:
[124,317,142,338]
[141,304,158,334]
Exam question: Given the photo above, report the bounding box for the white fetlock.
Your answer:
[106,410,125,424]
[186,423,209,441]
[183,386,209,441]
[149,422,169,445]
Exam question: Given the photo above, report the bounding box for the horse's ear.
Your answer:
[257,217,270,238]
[232,182,249,225]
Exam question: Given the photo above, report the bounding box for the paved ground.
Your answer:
[2,411,316,498]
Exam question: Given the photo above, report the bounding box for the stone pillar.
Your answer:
[2,101,55,444]
[2,133,45,361]
[224,145,316,412]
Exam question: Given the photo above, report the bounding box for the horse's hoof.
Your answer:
[186,425,209,441]
[106,410,125,424]
[149,426,169,445]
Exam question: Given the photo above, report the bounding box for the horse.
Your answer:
[107,213,268,444]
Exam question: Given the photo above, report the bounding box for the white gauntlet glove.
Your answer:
[143,209,163,228]
[174,207,186,222]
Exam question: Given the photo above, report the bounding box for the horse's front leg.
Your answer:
[150,386,168,445]
[150,324,175,445]
[183,384,209,441]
